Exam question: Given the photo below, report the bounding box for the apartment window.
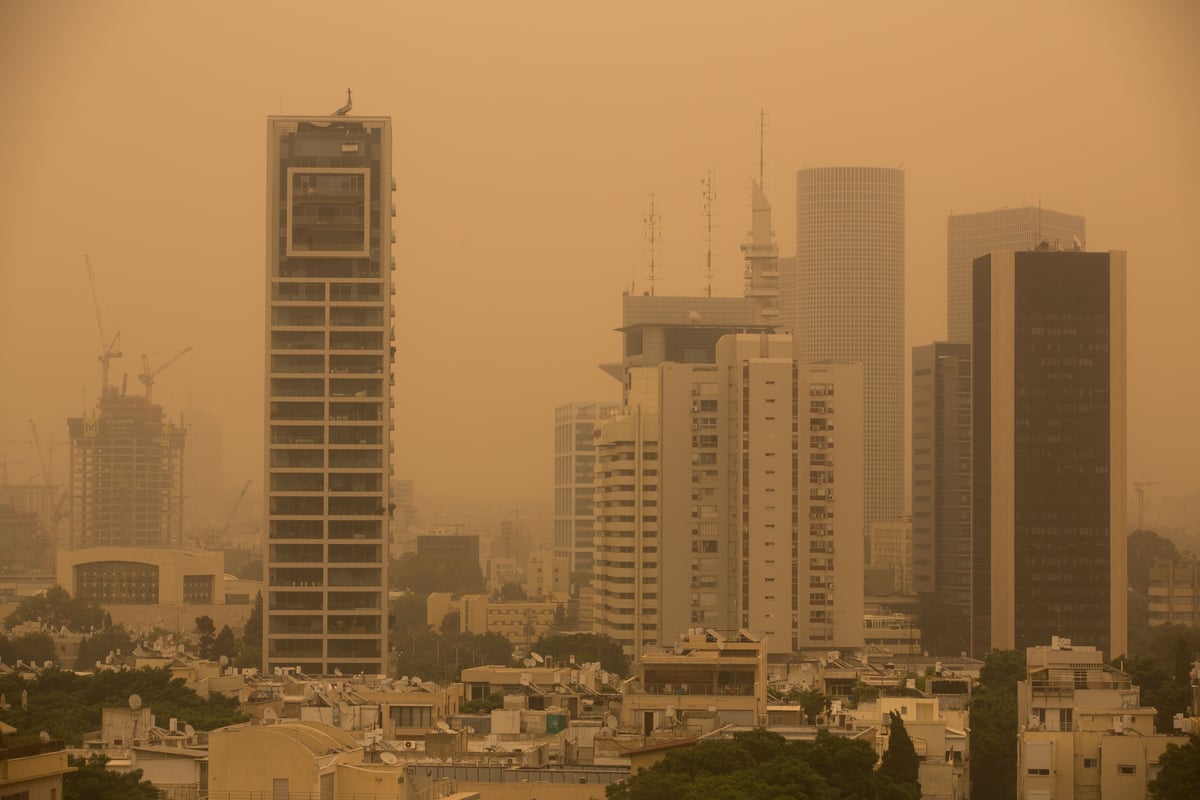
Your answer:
[1117,765,1136,775]
[391,705,433,728]
[1083,758,1098,768]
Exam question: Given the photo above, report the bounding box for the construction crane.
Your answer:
[1134,481,1157,531]
[84,254,122,397]
[29,421,51,487]
[138,346,193,407]
[201,479,252,549]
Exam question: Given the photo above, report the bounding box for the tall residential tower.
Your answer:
[264,113,394,676]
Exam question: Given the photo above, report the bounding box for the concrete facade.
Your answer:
[789,166,905,542]
[553,402,618,580]
[263,114,395,676]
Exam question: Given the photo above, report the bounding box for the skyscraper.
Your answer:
[971,248,1126,658]
[790,166,905,538]
[554,401,618,581]
[911,341,971,655]
[68,390,186,550]
[264,113,394,676]
[947,206,1085,343]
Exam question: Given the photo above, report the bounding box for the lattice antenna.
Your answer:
[757,108,768,188]
[644,194,661,296]
[702,172,717,298]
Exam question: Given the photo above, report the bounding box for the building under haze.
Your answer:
[787,166,905,540]
[263,113,394,676]
[182,409,223,530]
[553,401,618,581]
[67,390,186,550]
[971,248,1126,659]
[911,341,972,656]
[946,206,1085,343]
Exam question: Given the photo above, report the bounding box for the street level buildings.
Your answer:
[264,113,395,675]
[789,166,905,539]
[971,249,1126,658]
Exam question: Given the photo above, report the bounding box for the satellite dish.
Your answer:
[263,708,278,721]
[334,668,343,677]
[523,658,536,668]
[129,694,142,711]
[380,751,398,765]
[531,652,544,664]
[39,731,51,743]
[604,714,618,729]
[436,720,452,733]
[219,655,229,666]
[411,677,421,686]
[184,724,195,737]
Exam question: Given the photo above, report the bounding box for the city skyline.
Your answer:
[1,2,1197,523]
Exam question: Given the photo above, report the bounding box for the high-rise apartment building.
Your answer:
[947,206,1085,343]
[67,391,186,550]
[790,167,905,538]
[911,341,971,655]
[971,249,1126,658]
[554,401,618,580]
[264,114,394,676]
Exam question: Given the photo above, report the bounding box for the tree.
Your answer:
[4,586,105,632]
[1128,529,1180,595]
[607,729,918,800]
[195,616,215,660]
[461,692,505,714]
[65,754,159,800]
[239,592,263,668]
[0,632,56,666]
[970,649,1025,800]
[211,625,237,663]
[881,711,921,790]
[76,627,136,671]
[1149,732,1200,800]
[533,632,628,676]
[785,687,828,722]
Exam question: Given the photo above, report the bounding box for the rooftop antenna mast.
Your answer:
[757,108,767,188]
[333,88,353,117]
[644,194,661,296]
[702,172,717,298]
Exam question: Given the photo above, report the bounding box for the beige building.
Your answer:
[208,719,465,799]
[869,518,914,596]
[1016,639,1184,799]
[0,736,72,800]
[1148,558,1200,627]
[620,629,768,732]
[427,592,559,651]
[525,547,570,599]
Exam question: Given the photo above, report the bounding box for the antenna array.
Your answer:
[644,194,661,296]
[701,173,717,298]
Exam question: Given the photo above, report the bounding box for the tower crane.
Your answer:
[84,255,122,398]
[29,421,51,487]
[138,346,193,407]
[1134,481,1157,531]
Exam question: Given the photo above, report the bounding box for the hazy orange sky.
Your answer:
[1,1,1197,529]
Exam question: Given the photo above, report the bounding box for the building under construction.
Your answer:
[67,388,186,550]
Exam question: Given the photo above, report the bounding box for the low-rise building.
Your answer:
[1148,558,1200,627]
[1016,638,1187,799]
[620,629,768,732]
[0,735,73,800]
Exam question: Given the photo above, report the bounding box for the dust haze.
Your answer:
[1,0,1197,531]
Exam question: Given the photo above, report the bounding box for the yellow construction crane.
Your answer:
[138,346,193,407]
[84,254,122,397]
[28,421,51,486]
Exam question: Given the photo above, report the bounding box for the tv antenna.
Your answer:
[644,194,661,296]
[702,172,717,298]
[757,108,768,188]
